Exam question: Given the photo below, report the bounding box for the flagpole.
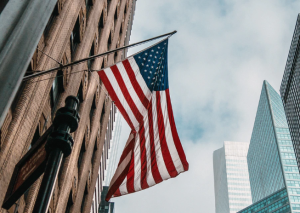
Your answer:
[23,30,177,81]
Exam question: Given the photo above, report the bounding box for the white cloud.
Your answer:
[113,0,300,212]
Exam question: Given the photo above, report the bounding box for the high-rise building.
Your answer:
[90,111,122,213]
[98,186,115,213]
[239,81,300,213]
[104,111,122,186]
[280,14,300,175]
[213,141,252,213]
[0,0,136,213]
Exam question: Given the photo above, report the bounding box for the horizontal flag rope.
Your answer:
[98,38,189,201]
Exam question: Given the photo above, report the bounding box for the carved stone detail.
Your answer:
[71,167,78,202]
[62,52,71,89]
[79,8,86,42]
[81,70,89,100]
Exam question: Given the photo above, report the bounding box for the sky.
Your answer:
[111,0,300,212]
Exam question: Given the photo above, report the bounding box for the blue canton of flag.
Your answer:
[133,40,169,91]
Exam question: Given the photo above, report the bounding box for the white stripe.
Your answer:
[116,62,148,117]
[108,149,132,189]
[143,115,156,186]
[128,57,152,100]
[160,91,185,174]
[108,133,134,190]
[119,176,128,195]
[104,67,139,128]
[151,92,170,180]
[133,132,142,191]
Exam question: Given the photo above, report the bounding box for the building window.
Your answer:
[88,43,95,72]
[77,136,86,169]
[114,51,118,63]
[101,60,105,69]
[120,22,123,34]
[77,82,84,110]
[65,192,73,213]
[114,7,118,27]
[44,3,59,38]
[124,3,127,14]
[91,141,97,166]
[100,101,105,125]
[107,32,112,51]
[98,11,104,37]
[86,0,93,20]
[70,17,80,56]
[90,94,96,124]
[28,126,40,150]
[50,70,64,112]
[81,184,88,212]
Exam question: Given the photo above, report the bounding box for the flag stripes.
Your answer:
[98,41,189,201]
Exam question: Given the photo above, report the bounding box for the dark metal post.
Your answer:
[33,149,63,213]
[33,96,80,213]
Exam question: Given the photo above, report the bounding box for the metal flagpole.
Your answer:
[22,30,177,81]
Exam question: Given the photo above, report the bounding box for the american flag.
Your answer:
[98,39,189,201]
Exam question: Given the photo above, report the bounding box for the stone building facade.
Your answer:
[0,0,136,212]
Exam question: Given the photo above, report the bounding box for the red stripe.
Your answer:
[138,122,149,189]
[106,132,135,201]
[126,150,135,193]
[110,65,144,124]
[165,89,189,171]
[114,188,121,197]
[122,59,150,108]
[105,164,131,201]
[98,71,135,130]
[117,132,135,166]
[147,100,163,183]
[156,91,178,177]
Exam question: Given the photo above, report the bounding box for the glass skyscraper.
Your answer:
[213,141,252,213]
[238,81,300,213]
[280,14,300,176]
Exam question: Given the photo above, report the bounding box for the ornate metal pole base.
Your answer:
[32,96,80,213]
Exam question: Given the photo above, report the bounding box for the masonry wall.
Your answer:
[0,0,136,212]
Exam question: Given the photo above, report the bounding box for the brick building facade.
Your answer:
[0,0,136,212]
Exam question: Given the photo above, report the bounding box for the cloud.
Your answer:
[114,0,300,212]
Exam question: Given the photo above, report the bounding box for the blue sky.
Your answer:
[112,0,300,212]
